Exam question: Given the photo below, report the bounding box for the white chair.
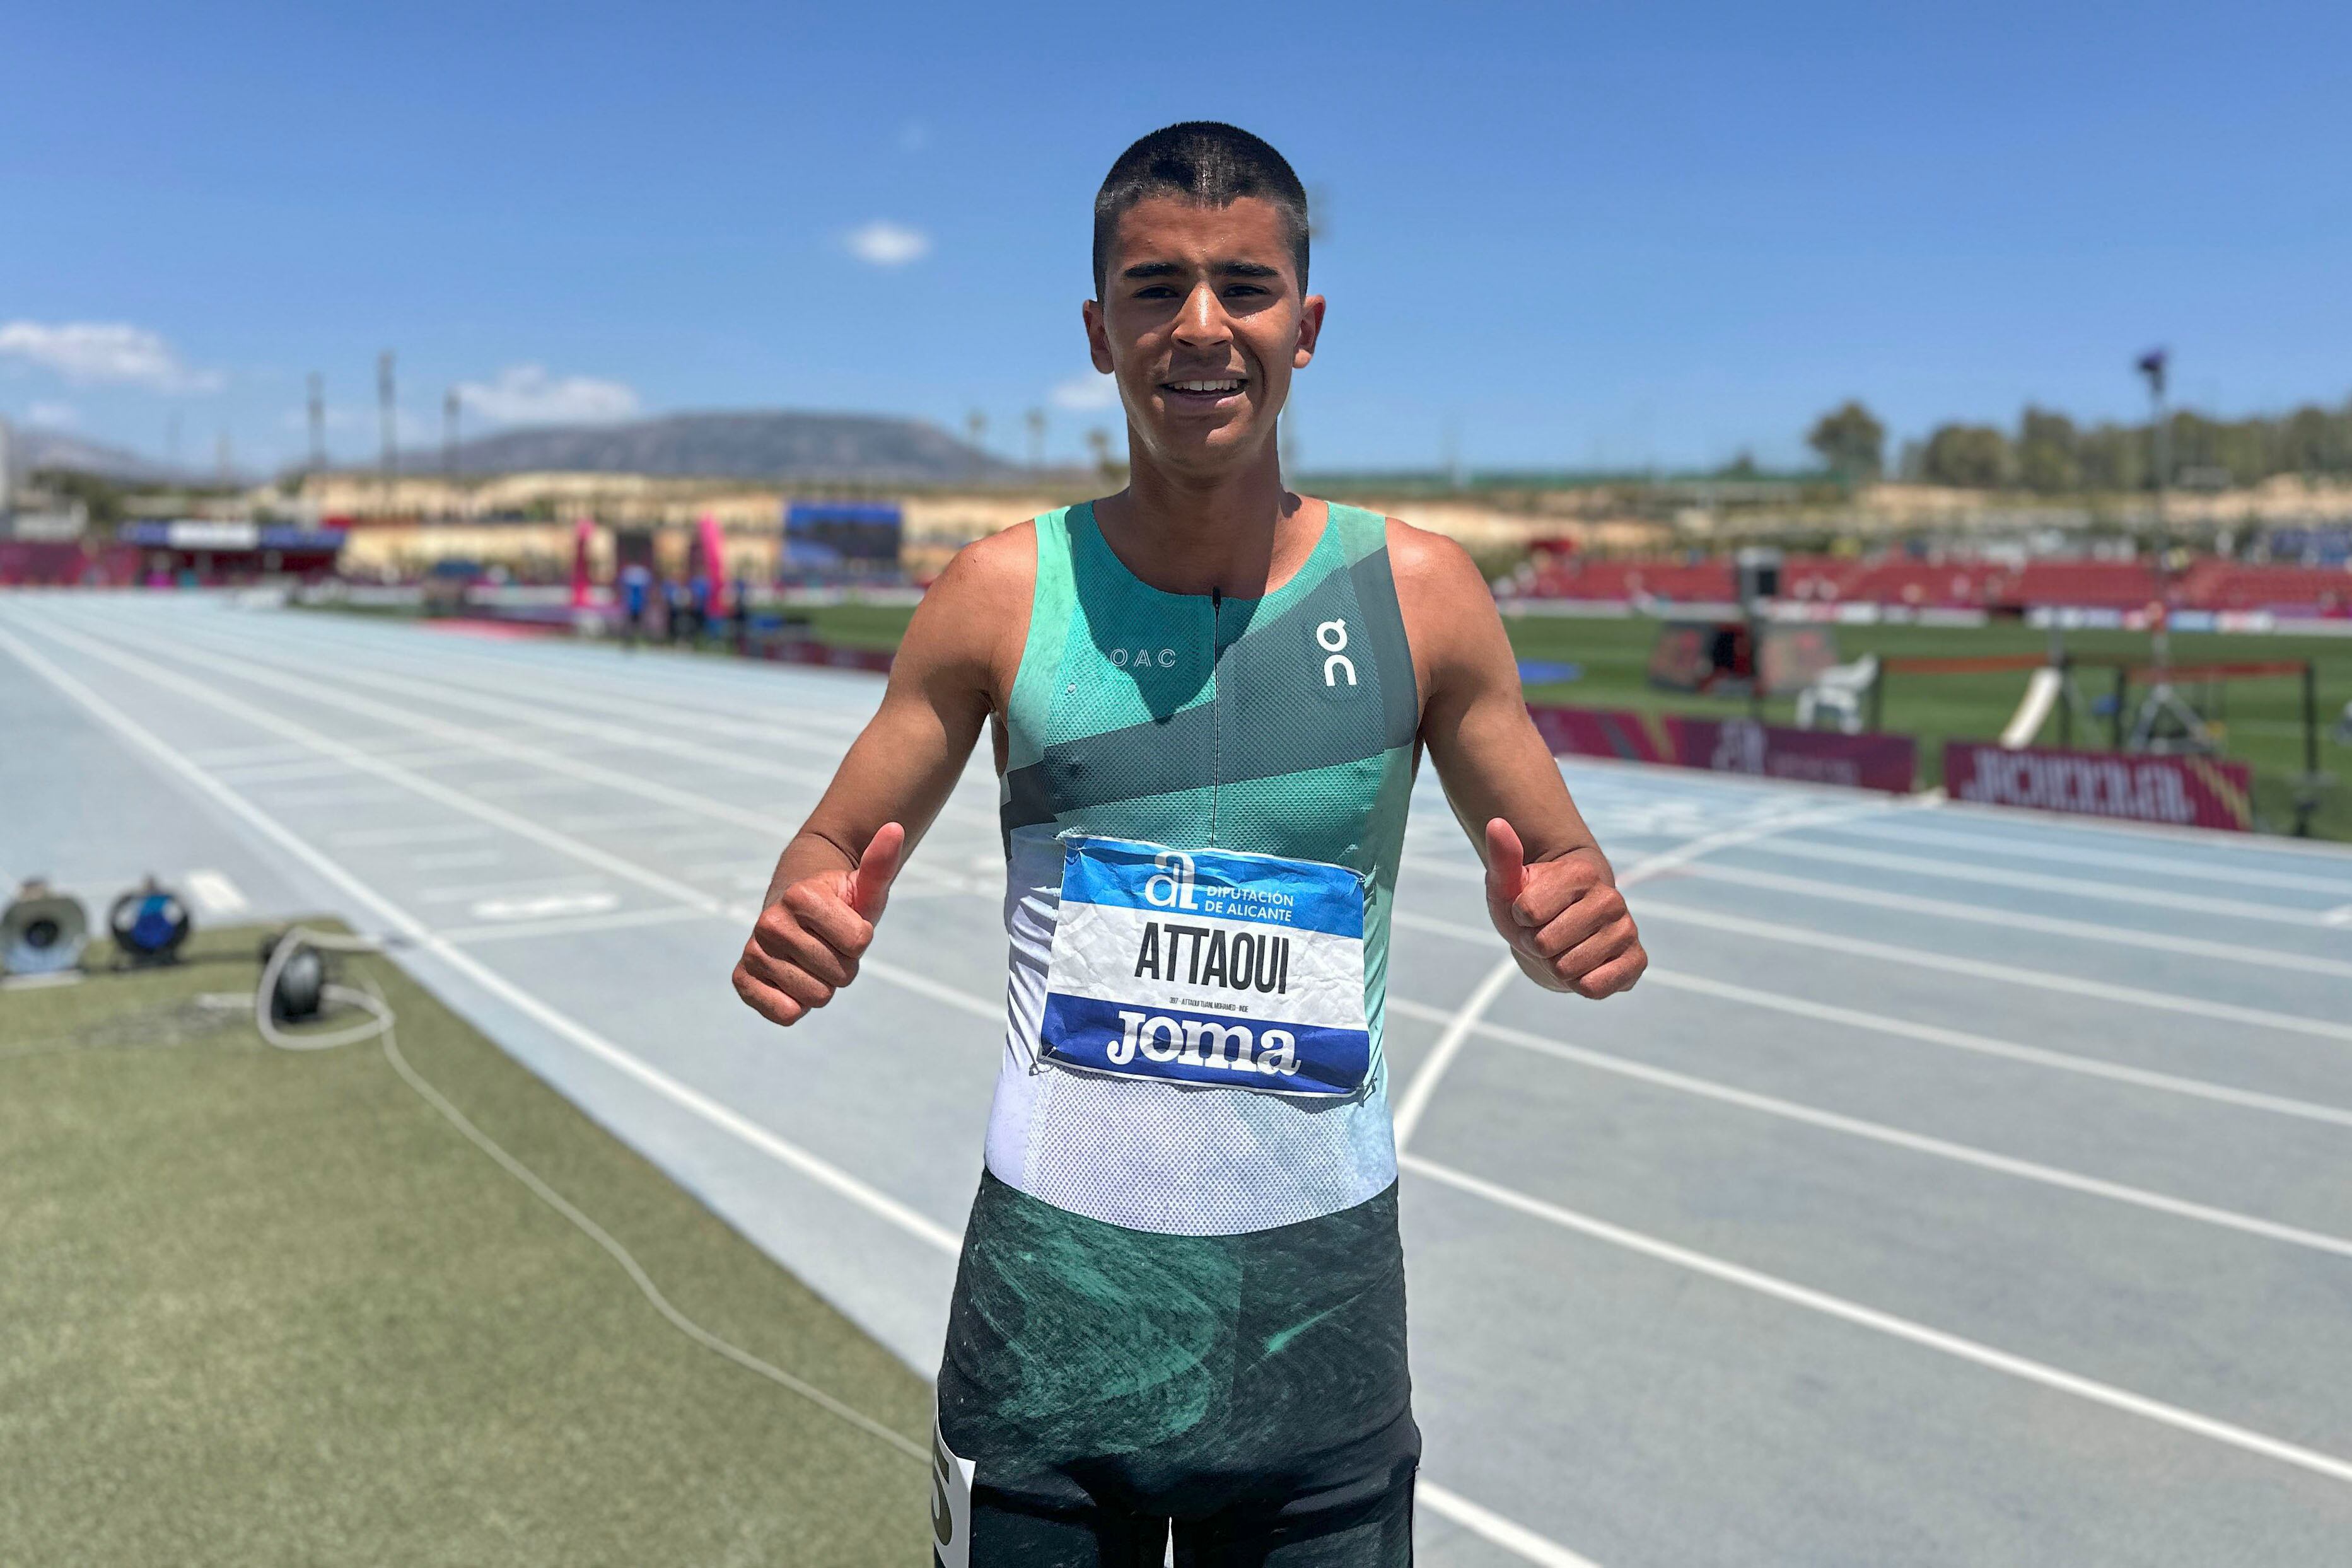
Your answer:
[1795,654,1880,735]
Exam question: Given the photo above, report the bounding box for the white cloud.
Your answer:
[26,401,78,427]
[0,320,222,392]
[1052,373,1121,413]
[844,220,931,268]
[456,364,641,426]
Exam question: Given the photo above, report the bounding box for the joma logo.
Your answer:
[1107,1011,1301,1076]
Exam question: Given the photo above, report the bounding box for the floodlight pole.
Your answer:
[306,373,325,472]
[378,351,398,513]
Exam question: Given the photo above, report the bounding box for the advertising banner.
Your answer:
[1942,743,2254,832]
[1527,705,1917,794]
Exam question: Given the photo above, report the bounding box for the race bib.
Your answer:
[1039,835,1371,1097]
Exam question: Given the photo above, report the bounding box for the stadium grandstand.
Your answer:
[0,525,347,589]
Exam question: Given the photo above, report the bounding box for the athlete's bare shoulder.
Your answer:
[1380,514,1486,592]
[930,520,1038,611]
[897,520,1039,711]
[1380,515,1506,704]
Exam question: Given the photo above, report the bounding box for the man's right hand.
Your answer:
[732,822,905,1026]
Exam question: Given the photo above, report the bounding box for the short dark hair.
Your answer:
[1092,122,1310,297]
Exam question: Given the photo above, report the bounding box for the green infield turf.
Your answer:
[0,925,931,1567]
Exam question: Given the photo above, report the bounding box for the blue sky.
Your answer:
[4,1,2346,475]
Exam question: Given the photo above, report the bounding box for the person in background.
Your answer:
[731,571,754,655]
[619,562,651,649]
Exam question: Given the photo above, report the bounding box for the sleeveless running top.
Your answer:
[987,500,1419,1235]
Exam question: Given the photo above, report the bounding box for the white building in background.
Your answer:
[0,417,90,542]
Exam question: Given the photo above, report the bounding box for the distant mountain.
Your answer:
[438,410,1023,484]
[6,424,209,485]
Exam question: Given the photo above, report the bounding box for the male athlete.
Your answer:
[735,123,1645,1566]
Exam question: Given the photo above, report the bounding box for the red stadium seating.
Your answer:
[0,542,143,587]
[1518,552,2348,615]
[2174,561,2352,613]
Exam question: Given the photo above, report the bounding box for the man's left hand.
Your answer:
[1482,818,1647,999]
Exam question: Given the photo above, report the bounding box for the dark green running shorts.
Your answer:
[931,1171,1419,1567]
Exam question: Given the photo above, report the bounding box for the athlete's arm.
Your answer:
[731,530,1032,1026]
[1390,520,1645,999]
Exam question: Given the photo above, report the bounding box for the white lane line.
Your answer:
[250,783,414,808]
[1390,799,1911,1156]
[279,620,887,744]
[678,859,768,880]
[52,612,1006,908]
[234,607,884,743]
[1393,958,1517,1153]
[188,739,313,767]
[332,823,494,848]
[28,613,999,1039]
[464,775,603,799]
[554,810,703,834]
[1635,968,2352,1132]
[135,611,1003,829]
[417,876,611,905]
[1826,819,2352,897]
[0,620,963,1258]
[1385,996,2352,1260]
[210,607,1009,811]
[183,869,248,917]
[26,623,752,917]
[213,742,526,784]
[1622,902,2352,1047]
[470,890,623,923]
[651,832,764,856]
[1674,862,2352,981]
[1406,847,2352,984]
[436,905,707,946]
[861,958,1004,1024]
[407,848,506,872]
[1399,1153,2352,1489]
[1737,837,2344,926]
[125,634,829,834]
[1417,1484,1604,1568]
[1924,795,2352,866]
[215,755,400,786]
[1390,798,1919,1147]
[66,617,1005,854]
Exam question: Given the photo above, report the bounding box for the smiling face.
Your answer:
[1085,195,1324,481]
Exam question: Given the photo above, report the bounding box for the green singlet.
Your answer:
[933,501,1423,1567]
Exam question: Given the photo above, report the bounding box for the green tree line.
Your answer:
[1805,397,2352,493]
